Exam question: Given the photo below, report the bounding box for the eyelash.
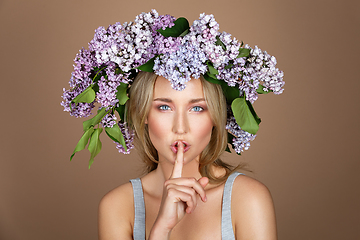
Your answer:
[157,105,204,112]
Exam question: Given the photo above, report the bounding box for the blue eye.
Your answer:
[159,105,171,111]
[192,106,204,112]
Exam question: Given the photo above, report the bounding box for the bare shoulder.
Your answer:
[98,182,134,240]
[232,175,277,240]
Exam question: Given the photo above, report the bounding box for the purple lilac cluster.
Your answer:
[226,116,256,153]
[61,47,96,118]
[217,44,284,103]
[101,112,117,128]
[97,63,124,109]
[115,122,135,154]
[150,14,181,55]
[153,41,207,90]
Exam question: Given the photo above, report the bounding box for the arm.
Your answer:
[98,183,134,240]
[233,176,277,240]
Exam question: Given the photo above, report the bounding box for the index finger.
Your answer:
[170,141,184,179]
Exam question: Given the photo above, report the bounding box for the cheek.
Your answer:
[192,116,213,144]
[147,115,170,147]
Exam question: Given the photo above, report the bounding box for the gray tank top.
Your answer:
[130,172,243,240]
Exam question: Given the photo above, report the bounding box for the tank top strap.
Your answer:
[130,178,146,240]
[221,172,244,240]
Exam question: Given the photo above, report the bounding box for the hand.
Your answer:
[150,142,209,238]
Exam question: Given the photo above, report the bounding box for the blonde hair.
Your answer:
[126,71,240,183]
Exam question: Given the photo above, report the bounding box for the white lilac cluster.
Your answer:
[115,122,135,154]
[241,45,284,103]
[153,41,207,90]
[226,117,256,153]
[62,10,284,158]
[245,45,285,95]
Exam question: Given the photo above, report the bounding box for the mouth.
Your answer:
[171,141,190,153]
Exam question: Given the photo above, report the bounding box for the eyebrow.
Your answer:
[153,98,206,104]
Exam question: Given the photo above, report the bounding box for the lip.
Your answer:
[170,141,191,154]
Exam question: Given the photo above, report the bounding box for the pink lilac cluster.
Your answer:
[115,122,135,154]
[226,116,256,153]
[153,41,207,90]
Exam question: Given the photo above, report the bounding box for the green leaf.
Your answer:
[256,85,272,94]
[115,104,126,121]
[246,100,261,125]
[136,56,156,72]
[82,107,108,132]
[237,48,251,58]
[72,86,95,104]
[215,36,226,51]
[206,61,219,76]
[88,128,103,169]
[105,124,127,151]
[70,127,95,161]
[203,73,221,84]
[203,73,240,104]
[179,29,189,37]
[231,97,260,134]
[157,17,190,37]
[116,83,129,105]
[221,84,240,104]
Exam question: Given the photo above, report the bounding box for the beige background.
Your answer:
[1,0,359,239]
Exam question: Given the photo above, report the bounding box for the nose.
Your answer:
[172,110,189,134]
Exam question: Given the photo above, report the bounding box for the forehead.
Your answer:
[153,76,204,99]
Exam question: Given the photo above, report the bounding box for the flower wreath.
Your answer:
[61,10,284,168]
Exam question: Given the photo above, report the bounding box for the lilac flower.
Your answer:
[188,13,219,45]
[153,41,208,90]
[60,76,95,118]
[70,48,97,88]
[226,116,256,153]
[101,112,117,128]
[115,122,134,154]
[97,63,126,108]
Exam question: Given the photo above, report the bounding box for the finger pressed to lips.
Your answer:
[171,142,184,178]
[170,140,190,154]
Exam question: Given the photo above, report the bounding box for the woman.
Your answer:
[98,73,277,239]
[61,10,284,240]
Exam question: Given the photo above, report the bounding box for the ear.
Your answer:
[145,117,148,124]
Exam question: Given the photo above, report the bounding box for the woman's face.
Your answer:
[146,76,214,165]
